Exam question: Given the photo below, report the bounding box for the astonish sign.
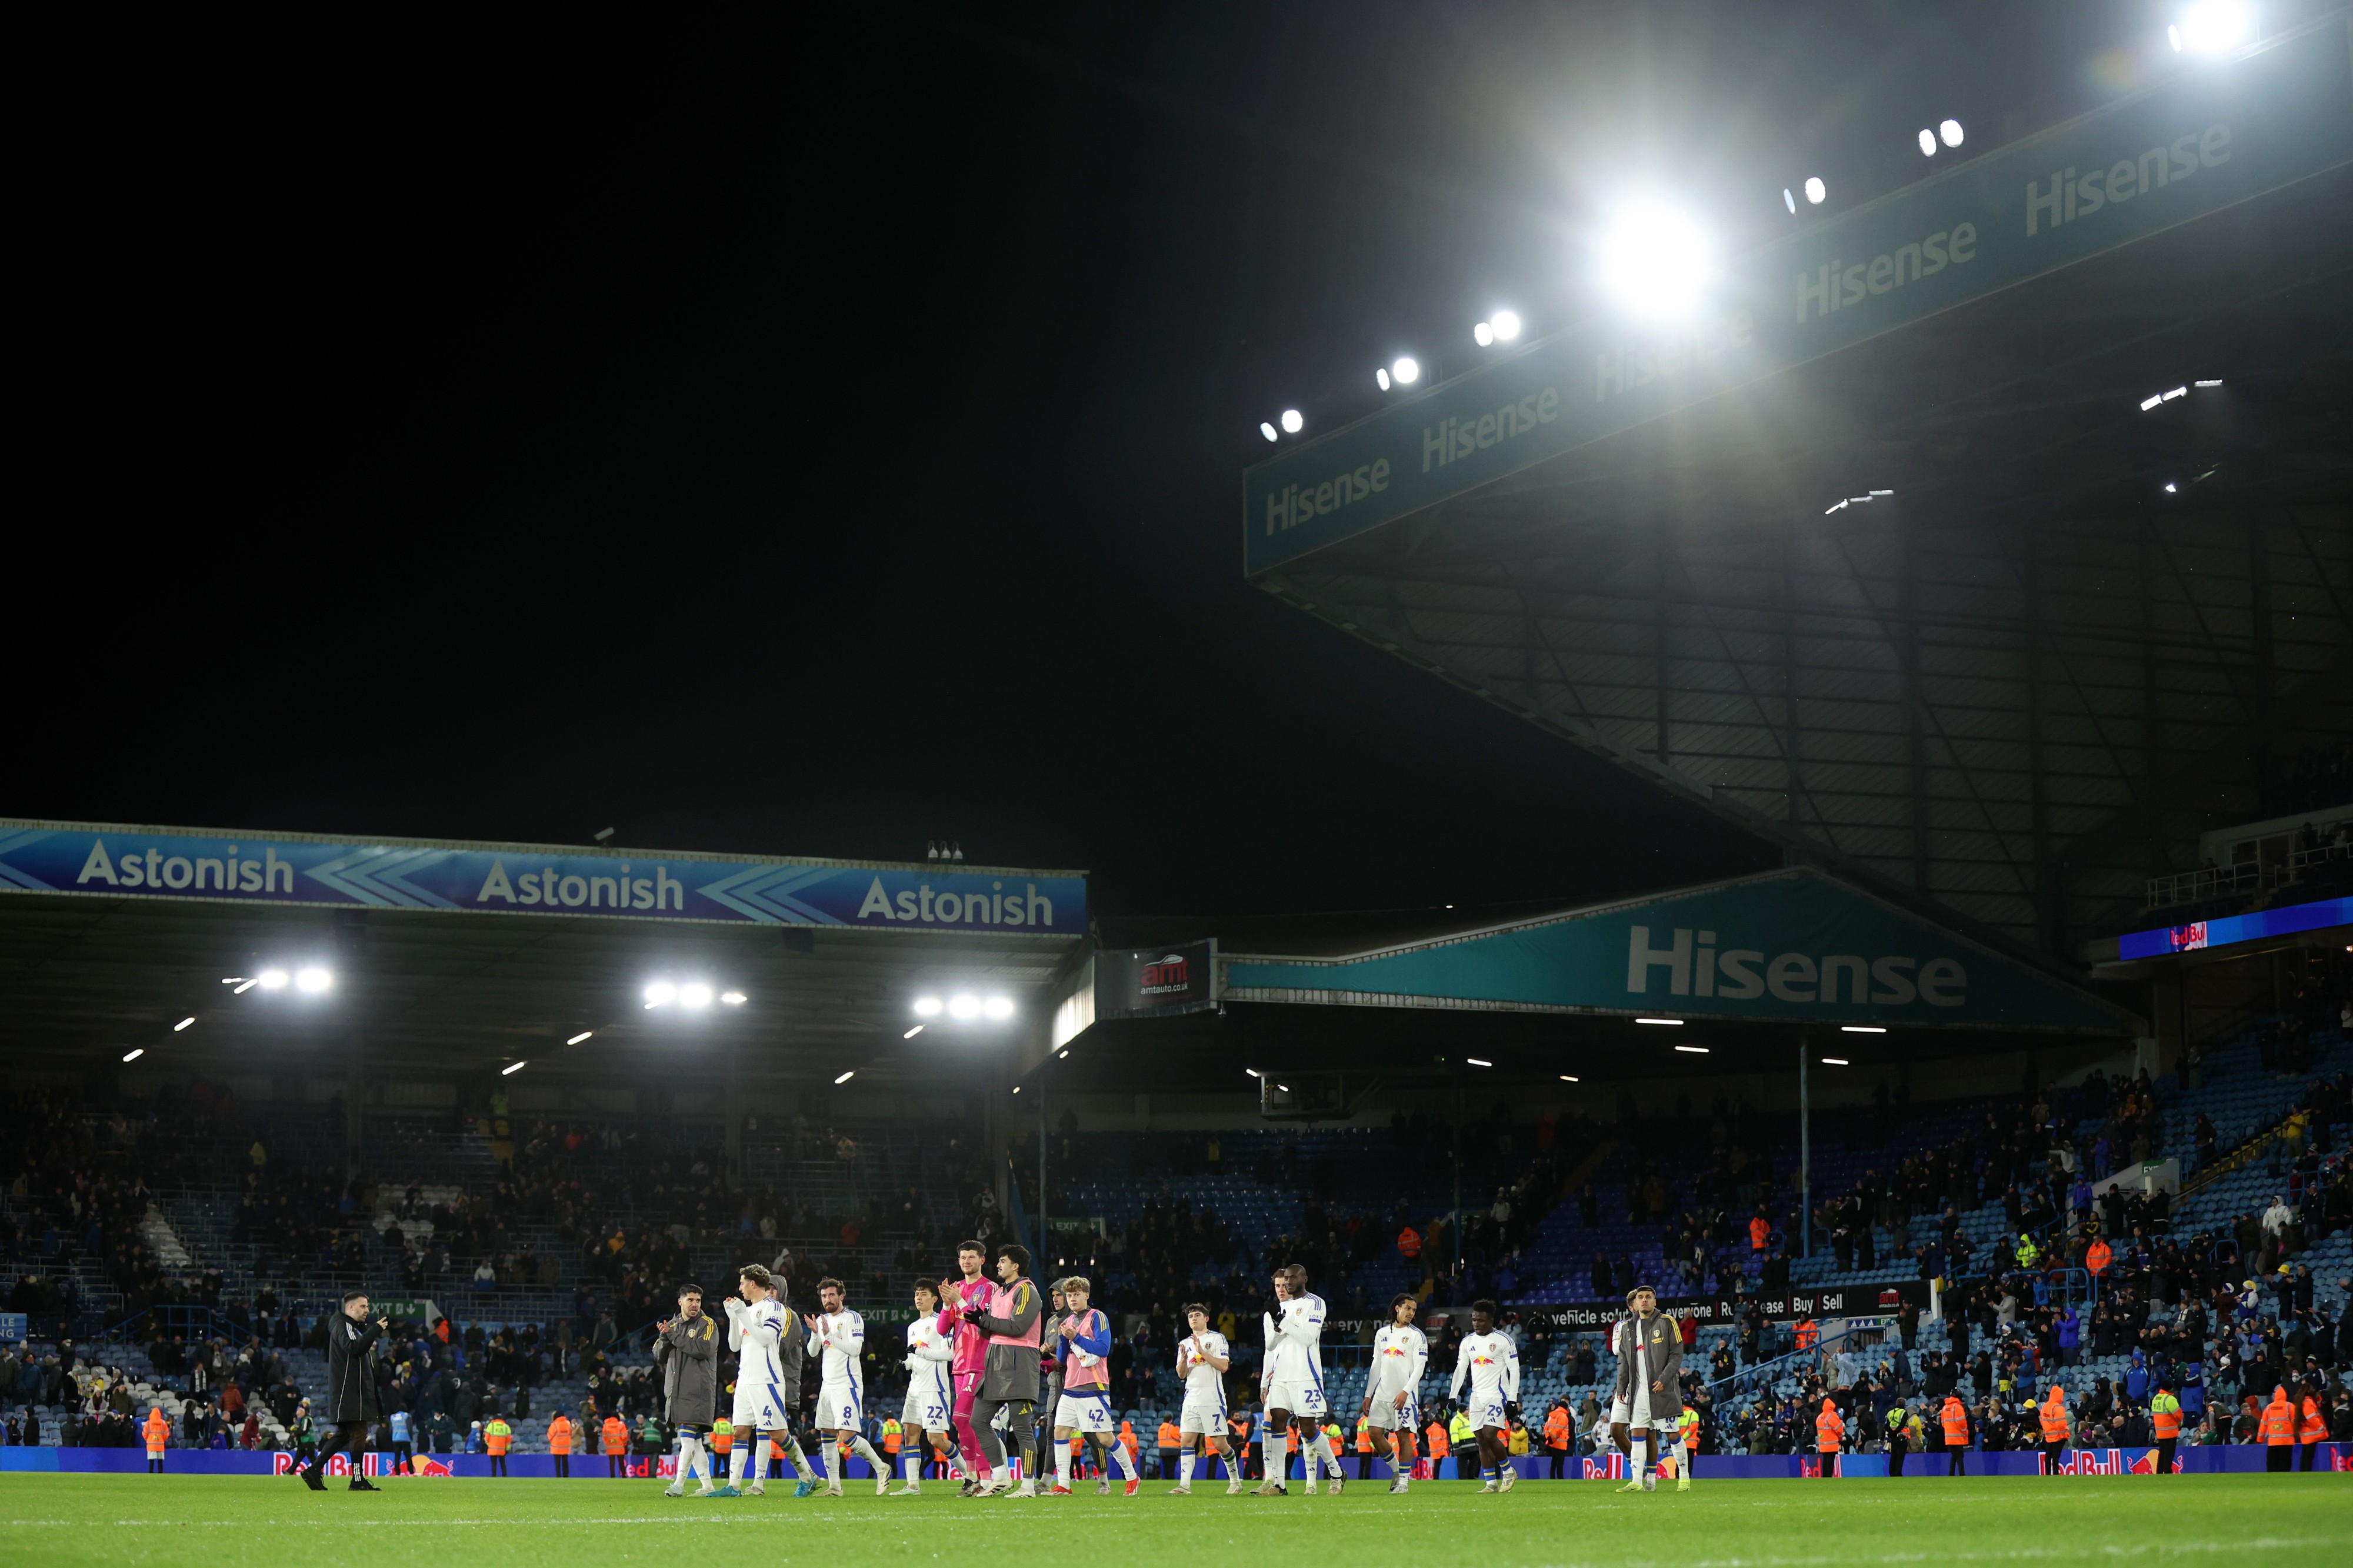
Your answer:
[0,819,1086,935]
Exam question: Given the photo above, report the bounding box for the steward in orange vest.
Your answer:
[1814,1398,1844,1476]
[2260,1386,2296,1472]
[2038,1387,2069,1471]
[1939,1396,1970,1476]
[2295,1387,2327,1472]
[144,1408,169,1473]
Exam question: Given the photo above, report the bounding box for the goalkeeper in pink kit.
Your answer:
[942,1240,994,1489]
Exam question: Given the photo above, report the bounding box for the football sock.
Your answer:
[728,1442,751,1487]
[787,1442,818,1482]
[1180,1450,1197,1484]
[824,1443,842,1487]
[1056,1440,1074,1489]
[678,1434,705,1486]
[851,1436,885,1477]
[902,1450,922,1483]
[1674,1439,1689,1477]
[1307,1431,1336,1477]
[1634,1434,1650,1483]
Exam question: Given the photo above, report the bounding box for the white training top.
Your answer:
[731,1298,787,1390]
[1450,1329,1521,1404]
[815,1309,865,1386]
[905,1314,955,1370]
[1264,1292,1327,1383]
[1369,1323,1429,1394]
[1177,1329,1231,1400]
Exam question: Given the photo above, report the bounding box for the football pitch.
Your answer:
[3,1475,2347,1567]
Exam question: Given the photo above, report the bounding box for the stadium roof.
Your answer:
[0,818,1085,1086]
[1241,19,2353,970]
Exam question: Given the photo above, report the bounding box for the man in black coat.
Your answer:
[312,1291,388,1492]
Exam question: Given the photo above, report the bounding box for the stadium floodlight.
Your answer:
[2140,394,2163,411]
[984,996,1014,1019]
[1918,128,1937,156]
[1868,489,1894,497]
[1595,205,1715,319]
[1559,1075,1579,1082]
[1804,176,1827,205]
[123,1048,144,1063]
[1391,356,1420,386]
[1782,187,1797,214]
[948,994,981,1019]
[502,1060,526,1076]
[2163,385,2187,400]
[1490,310,1521,342]
[1841,1025,1887,1034]
[1474,321,1494,347]
[834,1070,856,1085]
[912,996,942,1016]
[678,983,714,1009]
[1635,1017,1684,1026]
[2179,2,2247,52]
[644,981,676,1009]
[221,976,242,984]
[1244,1068,1261,1077]
[1466,1057,1494,1067]
[1673,1044,1709,1053]
[2194,378,2223,387]
[1058,1049,1069,1059]
[566,1030,594,1045]
[904,1025,924,1039]
[295,966,332,993]
[1276,1085,1289,1093]
[1821,1057,1851,1066]
[175,1017,195,1031]
[2164,482,2179,493]
[1376,367,1391,391]
[721,990,746,1005]
[1940,119,1964,148]
[1279,408,1303,434]
[1259,422,1278,442]
[232,978,259,994]
[258,969,289,990]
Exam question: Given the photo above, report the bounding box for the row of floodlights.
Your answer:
[644,982,748,1009]
[2141,378,2222,412]
[2172,2,2247,54]
[121,967,336,1062]
[1257,313,1525,441]
[911,994,1016,1020]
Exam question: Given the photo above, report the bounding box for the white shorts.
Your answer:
[818,1377,863,1429]
[1363,1388,1418,1431]
[732,1378,792,1432]
[1179,1394,1229,1437]
[1464,1392,1508,1431]
[1263,1375,1327,1417]
[902,1377,951,1434]
[1055,1389,1117,1433]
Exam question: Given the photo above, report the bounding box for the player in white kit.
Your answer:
[1448,1299,1522,1494]
[1171,1303,1242,1494]
[1359,1293,1428,1493]
[1255,1264,1345,1496]
[713,1264,792,1496]
[811,1277,889,1496]
[891,1279,957,1495]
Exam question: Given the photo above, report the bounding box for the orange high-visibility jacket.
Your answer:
[1939,1397,1969,1446]
[1158,1422,1182,1449]
[1545,1407,1572,1448]
[2085,1239,2112,1275]
[144,1410,169,1453]
[2261,1390,2295,1445]
[1427,1420,1449,1459]
[546,1417,572,1454]
[2298,1396,2327,1443]
[602,1417,627,1455]
[2039,1390,2069,1444]
[1815,1400,1845,1453]
[1355,1423,1373,1453]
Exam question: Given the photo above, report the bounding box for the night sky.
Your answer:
[16,4,2218,924]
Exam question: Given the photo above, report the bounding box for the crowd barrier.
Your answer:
[1,1444,2342,1477]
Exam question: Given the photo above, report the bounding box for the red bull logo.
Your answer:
[1581,1453,1628,1480]
[2052,1448,2177,1474]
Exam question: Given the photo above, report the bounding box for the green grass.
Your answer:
[2,1474,2347,1567]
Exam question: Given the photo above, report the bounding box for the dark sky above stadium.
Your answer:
[16,3,2252,922]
